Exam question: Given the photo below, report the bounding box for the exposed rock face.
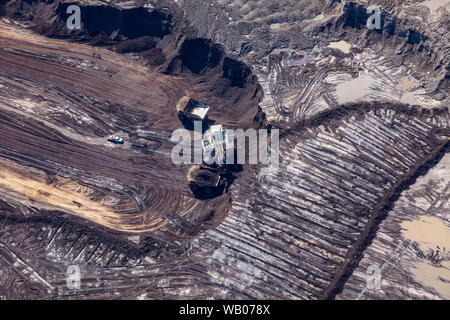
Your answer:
[0,0,448,300]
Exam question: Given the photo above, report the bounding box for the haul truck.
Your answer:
[107,135,124,144]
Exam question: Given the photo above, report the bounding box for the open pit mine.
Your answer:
[0,0,448,300]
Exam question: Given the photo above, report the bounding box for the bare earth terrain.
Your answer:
[0,0,448,299]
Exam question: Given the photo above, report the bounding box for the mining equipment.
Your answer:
[201,124,233,165]
[176,96,210,121]
[176,96,233,194]
[107,135,124,144]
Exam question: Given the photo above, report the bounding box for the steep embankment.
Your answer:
[0,0,263,240]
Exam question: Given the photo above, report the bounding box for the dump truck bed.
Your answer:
[187,165,221,188]
[176,96,210,120]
